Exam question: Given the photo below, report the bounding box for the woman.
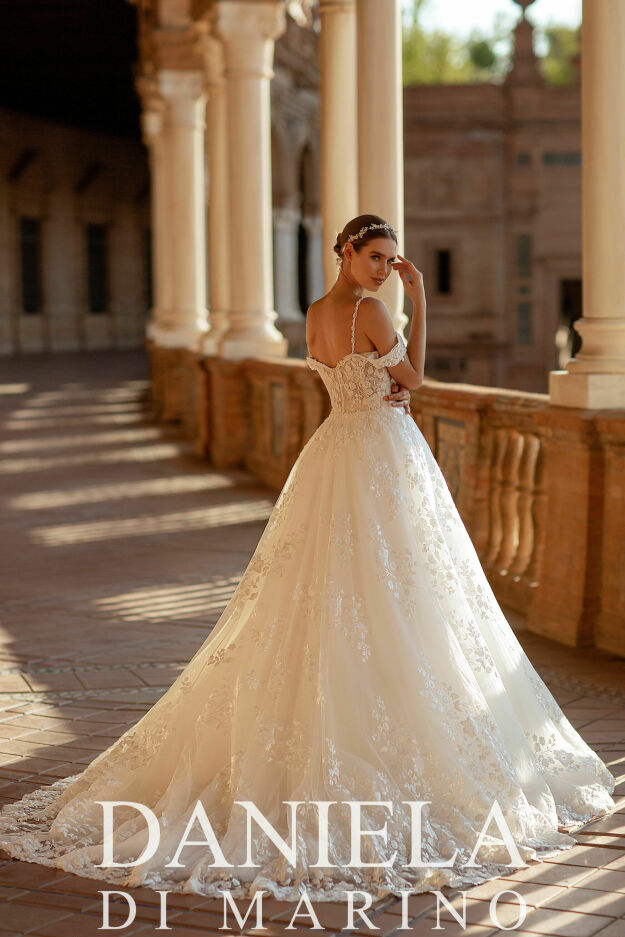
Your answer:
[0,213,616,904]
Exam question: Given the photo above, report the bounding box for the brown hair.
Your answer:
[333,213,397,261]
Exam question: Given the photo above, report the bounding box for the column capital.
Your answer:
[152,24,205,73]
[135,73,160,109]
[215,1,287,77]
[140,108,165,145]
[273,205,302,231]
[301,214,323,236]
[157,69,206,102]
[193,19,226,90]
[157,70,207,128]
[135,74,166,144]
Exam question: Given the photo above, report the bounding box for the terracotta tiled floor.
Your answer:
[0,351,624,936]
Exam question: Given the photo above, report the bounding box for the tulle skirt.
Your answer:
[0,404,616,901]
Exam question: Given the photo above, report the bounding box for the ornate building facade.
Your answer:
[0,1,320,357]
[403,12,584,393]
[0,108,149,354]
[1,0,624,415]
[0,0,597,397]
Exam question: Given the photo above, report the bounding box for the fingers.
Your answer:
[395,253,419,273]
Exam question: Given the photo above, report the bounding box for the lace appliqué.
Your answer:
[0,315,616,904]
[306,332,408,414]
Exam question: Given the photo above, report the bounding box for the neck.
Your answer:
[331,268,365,301]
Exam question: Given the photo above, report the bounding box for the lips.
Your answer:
[372,278,384,284]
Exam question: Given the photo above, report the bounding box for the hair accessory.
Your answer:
[346,222,395,244]
[338,221,396,256]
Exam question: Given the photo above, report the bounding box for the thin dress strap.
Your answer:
[351,296,364,353]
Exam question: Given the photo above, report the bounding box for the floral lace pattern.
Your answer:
[305,332,408,414]
[0,307,616,903]
[305,294,409,414]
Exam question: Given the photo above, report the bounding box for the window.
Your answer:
[19,216,42,314]
[86,223,109,313]
[517,302,532,345]
[542,151,581,166]
[436,248,452,294]
[516,234,532,278]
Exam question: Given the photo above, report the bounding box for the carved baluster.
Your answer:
[510,432,540,579]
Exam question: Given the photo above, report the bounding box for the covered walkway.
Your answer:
[0,351,623,936]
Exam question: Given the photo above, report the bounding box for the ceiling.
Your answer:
[0,0,140,138]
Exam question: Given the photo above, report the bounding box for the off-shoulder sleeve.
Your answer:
[371,332,407,369]
[305,356,318,372]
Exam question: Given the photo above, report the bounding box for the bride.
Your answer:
[0,213,616,904]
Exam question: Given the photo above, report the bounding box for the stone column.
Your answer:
[549,0,625,408]
[196,25,231,355]
[214,0,288,360]
[136,76,169,344]
[273,205,303,321]
[356,0,406,333]
[318,0,358,290]
[302,214,324,304]
[156,69,208,350]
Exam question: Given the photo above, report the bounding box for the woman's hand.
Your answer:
[384,381,411,415]
[392,253,426,306]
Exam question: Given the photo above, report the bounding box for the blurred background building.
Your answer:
[0,0,587,396]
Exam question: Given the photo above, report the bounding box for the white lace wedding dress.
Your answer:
[0,296,616,903]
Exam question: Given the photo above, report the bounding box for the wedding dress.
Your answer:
[0,296,616,903]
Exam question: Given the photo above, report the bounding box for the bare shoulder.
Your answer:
[358,296,393,325]
[305,299,323,346]
[306,298,326,324]
[358,297,396,344]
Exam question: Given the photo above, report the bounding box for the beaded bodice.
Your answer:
[305,296,408,413]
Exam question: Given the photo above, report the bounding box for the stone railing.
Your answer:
[147,341,625,658]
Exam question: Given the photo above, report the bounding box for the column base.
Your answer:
[201,333,221,356]
[200,314,230,356]
[150,323,205,352]
[219,335,289,360]
[549,370,625,409]
[275,309,306,322]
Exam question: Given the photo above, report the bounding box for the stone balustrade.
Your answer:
[146,341,625,658]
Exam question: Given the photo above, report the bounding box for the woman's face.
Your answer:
[343,236,397,290]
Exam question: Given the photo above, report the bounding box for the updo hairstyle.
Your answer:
[332,214,398,264]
